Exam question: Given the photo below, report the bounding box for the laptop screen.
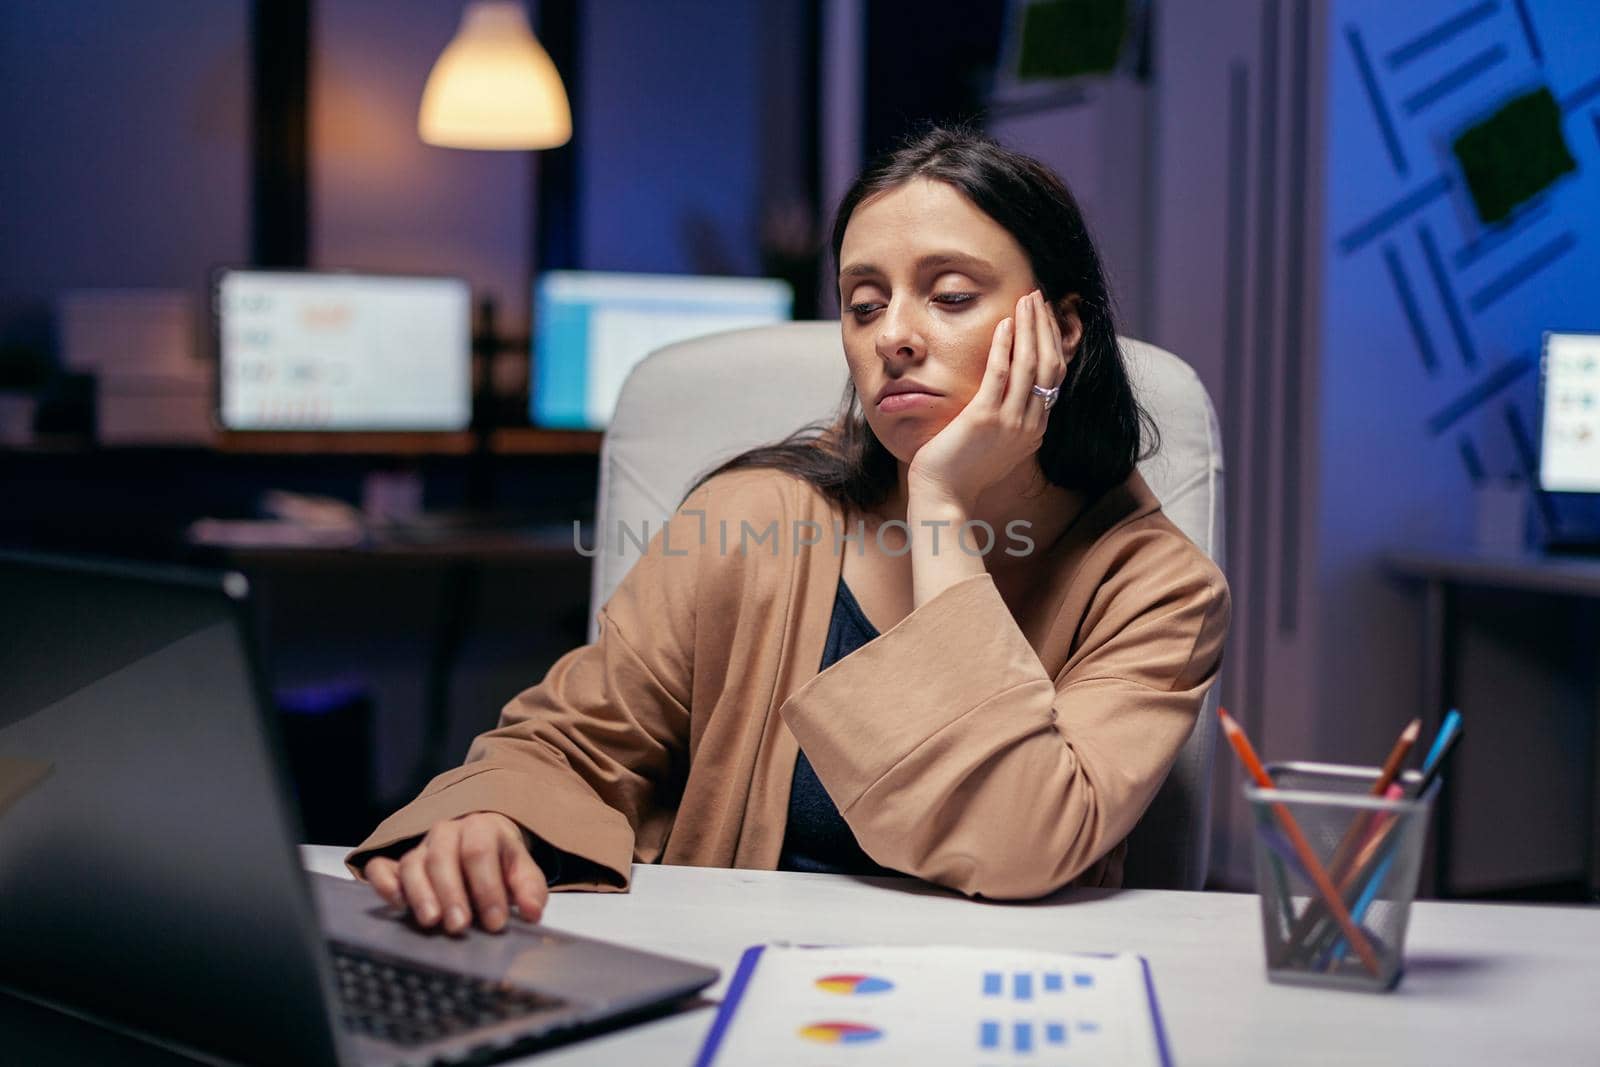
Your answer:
[531,271,793,429]
[216,270,473,432]
[1538,331,1600,494]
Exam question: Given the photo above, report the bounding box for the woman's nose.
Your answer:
[874,300,925,365]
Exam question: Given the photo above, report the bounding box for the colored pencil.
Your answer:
[1351,851,1399,923]
[1372,718,1422,795]
[1284,718,1421,958]
[1255,821,1311,964]
[1411,712,1463,798]
[1305,784,1408,966]
[1264,849,1297,948]
[1219,708,1383,976]
[1318,847,1404,970]
[1418,709,1462,777]
[1348,783,1408,872]
[1319,712,1466,963]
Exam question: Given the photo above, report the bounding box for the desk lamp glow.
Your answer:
[418,0,571,150]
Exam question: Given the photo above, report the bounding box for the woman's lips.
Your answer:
[877,391,940,414]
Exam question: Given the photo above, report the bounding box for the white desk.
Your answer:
[304,846,1600,1065]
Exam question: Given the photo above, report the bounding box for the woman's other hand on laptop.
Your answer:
[363,812,548,935]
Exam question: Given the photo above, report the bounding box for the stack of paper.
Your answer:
[695,944,1171,1066]
[57,289,215,445]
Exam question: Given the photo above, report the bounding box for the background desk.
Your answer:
[3,442,603,821]
[204,523,590,804]
[1386,550,1600,900]
[306,847,1600,1066]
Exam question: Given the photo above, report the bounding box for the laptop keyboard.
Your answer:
[329,940,569,1048]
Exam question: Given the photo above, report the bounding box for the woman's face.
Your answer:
[837,177,1044,466]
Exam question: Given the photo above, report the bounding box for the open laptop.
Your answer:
[0,551,717,1066]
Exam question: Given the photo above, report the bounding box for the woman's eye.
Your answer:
[934,292,976,306]
[846,302,884,316]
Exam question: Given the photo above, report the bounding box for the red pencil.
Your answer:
[1288,717,1423,955]
[1320,718,1421,890]
[1219,707,1383,977]
[1371,718,1421,796]
[1298,783,1412,965]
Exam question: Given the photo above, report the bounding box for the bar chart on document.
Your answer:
[694,945,1171,1066]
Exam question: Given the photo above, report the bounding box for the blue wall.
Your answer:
[1318,0,1600,884]
[0,0,251,344]
[577,0,767,277]
[1322,0,1600,521]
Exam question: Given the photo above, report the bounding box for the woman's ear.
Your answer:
[1054,294,1085,361]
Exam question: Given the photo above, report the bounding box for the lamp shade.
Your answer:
[418,1,571,150]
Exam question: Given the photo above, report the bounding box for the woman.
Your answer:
[352,127,1230,934]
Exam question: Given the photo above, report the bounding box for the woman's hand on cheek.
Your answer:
[906,289,1065,512]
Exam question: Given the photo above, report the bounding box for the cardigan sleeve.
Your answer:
[779,525,1230,900]
[344,486,716,892]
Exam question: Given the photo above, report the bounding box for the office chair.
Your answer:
[588,322,1226,891]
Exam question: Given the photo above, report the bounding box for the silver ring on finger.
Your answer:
[1031,383,1060,410]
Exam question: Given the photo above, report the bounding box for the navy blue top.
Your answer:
[776,579,901,877]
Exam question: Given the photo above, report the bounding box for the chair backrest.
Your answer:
[589,321,1226,890]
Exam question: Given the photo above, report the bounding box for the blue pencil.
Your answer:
[1320,845,1401,970]
[1419,709,1461,775]
[1325,710,1464,966]
[1258,822,1317,885]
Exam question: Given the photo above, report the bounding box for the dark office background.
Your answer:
[2,0,1598,895]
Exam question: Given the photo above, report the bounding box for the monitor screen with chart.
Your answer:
[531,271,793,430]
[216,270,473,432]
[1538,331,1600,494]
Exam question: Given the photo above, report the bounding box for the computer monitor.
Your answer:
[1538,331,1600,494]
[531,271,793,429]
[215,269,472,432]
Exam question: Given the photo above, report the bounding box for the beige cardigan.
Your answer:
[349,467,1230,900]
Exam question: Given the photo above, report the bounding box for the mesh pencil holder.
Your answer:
[1243,762,1438,993]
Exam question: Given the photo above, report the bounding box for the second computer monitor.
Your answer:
[532,271,793,429]
[216,269,473,432]
[1539,331,1600,494]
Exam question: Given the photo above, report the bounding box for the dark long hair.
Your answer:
[691,125,1155,512]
